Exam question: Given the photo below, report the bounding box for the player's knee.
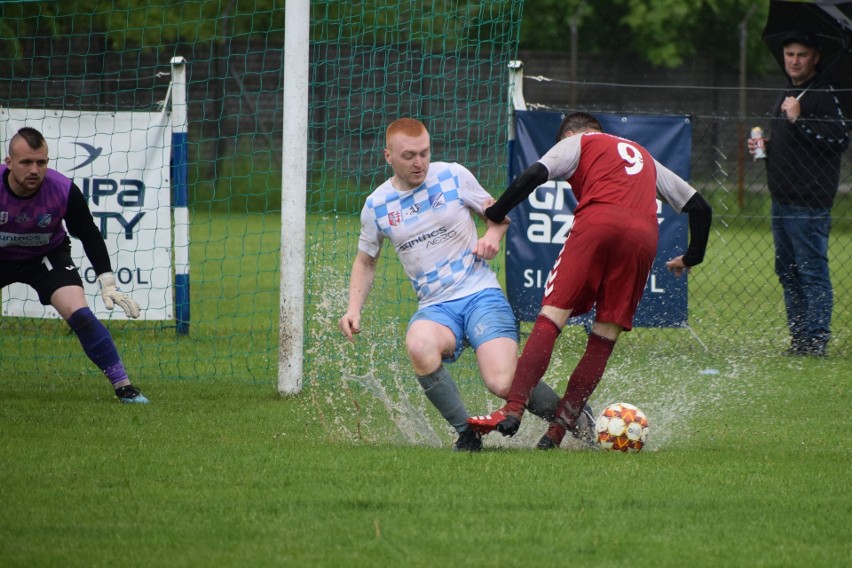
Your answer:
[539,305,571,328]
[406,337,439,367]
[488,380,511,399]
[591,321,622,341]
[479,365,513,398]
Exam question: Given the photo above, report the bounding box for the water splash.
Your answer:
[344,370,442,447]
[302,231,789,453]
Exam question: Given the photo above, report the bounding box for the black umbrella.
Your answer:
[762,0,852,116]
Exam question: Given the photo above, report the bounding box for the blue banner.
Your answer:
[505,111,693,328]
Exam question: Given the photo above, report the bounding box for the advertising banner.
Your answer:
[1,108,173,320]
[506,111,693,328]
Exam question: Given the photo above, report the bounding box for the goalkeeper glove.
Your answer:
[96,272,141,319]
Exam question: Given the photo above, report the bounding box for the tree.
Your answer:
[520,0,776,74]
[1,0,777,75]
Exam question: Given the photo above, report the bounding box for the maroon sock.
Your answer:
[504,315,562,415]
[557,332,616,420]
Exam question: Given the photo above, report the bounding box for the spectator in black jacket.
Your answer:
[749,31,849,357]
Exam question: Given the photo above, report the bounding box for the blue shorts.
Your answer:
[408,288,519,363]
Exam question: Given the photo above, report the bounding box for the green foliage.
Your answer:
[311,0,520,48]
[521,0,775,72]
[616,0,708,66]
[2,1,516,53]
[2,0,780,75]
[0,0,286,49]
[518,0,595,50]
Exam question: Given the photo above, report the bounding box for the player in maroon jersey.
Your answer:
[467,112,711,449]
[0,127,148,403]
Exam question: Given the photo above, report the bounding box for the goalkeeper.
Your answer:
[339,118,577,451]
[0,127,148,403]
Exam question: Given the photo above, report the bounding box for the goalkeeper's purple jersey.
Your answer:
[0,165,72,261]
[358,161,501,308]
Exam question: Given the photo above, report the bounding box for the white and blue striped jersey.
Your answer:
[358,161,501,308]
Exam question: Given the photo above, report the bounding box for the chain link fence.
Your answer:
[1,35,848,380]
[521,93,850,358]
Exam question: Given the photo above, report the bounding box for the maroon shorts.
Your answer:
[542,208,658,331]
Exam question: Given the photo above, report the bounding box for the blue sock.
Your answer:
[67,308,129,387]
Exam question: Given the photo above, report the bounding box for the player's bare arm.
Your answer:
[473,197,510,259]
[473,232,500,260]
[339,251,379,342]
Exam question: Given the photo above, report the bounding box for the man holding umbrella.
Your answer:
[750,28,849,357]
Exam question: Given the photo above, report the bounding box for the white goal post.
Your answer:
[277,0,310,395]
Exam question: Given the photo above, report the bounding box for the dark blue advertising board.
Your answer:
[506,111,693,328]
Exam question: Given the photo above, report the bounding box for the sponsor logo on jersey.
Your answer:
[398,226,448,252]
[0,231,50,247]
[429,192,446,209]
[403,203,421,221]
[425,228,458,248]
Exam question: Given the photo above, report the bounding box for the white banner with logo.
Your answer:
[0,108,173,320]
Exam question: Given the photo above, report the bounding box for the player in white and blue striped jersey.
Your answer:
[339,118,561,451]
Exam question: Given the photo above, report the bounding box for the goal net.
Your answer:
[0,2,524,391]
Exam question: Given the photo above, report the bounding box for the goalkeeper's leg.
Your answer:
[51,286,149,403]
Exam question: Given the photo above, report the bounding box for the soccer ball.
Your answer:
[595,402,649,452]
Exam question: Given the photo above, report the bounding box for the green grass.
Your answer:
[1,197,851,566]
[1,355,849,567]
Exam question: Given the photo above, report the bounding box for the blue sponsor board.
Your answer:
[506,111,693,328]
